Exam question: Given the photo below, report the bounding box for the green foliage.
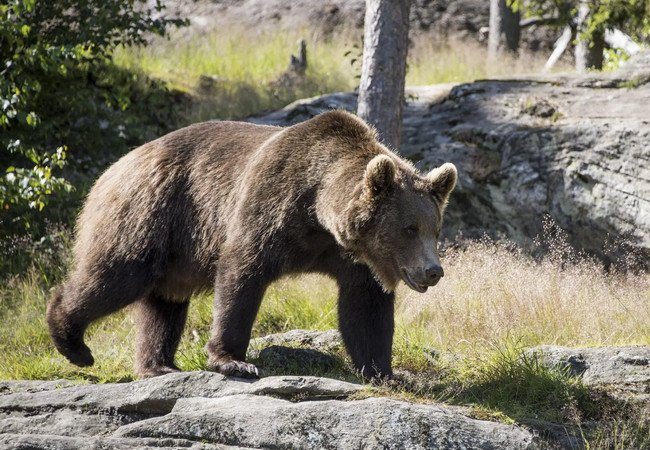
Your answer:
[0,0,185,238]
[509,0,650,43]
[603,47,631,71]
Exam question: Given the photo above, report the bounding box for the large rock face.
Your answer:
[155,0,558,52]
[156,0,489,39]
[250,53,650,264]
[0,371,539,449]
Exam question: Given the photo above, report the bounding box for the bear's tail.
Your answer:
[46,288,94,367]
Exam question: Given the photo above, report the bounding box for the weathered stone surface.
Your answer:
[4,342,649,448]
[156,0,557,53]
[116,394,539,449]
[0,433,243,449]
[250,52,650,265]
[0,370,543,449]
[0,372,361,414]
[529,345,650,403]
[0,379,75,394]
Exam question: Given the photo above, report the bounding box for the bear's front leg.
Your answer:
[206,263,269,379]
[336,263,395,380]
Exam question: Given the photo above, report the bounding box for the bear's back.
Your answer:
[73,121,282,271]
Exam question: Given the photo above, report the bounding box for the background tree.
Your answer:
[513,0,650,71]
[574,0,604,72]
[488,0,521,61]
[357,0,411,151]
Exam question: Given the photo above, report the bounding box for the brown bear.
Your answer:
[47,110,457,380]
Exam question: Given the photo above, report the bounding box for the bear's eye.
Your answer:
[403,225,418,237]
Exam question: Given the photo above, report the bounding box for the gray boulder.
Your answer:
[248,329,344,375]
[529,345,650,403]
[249,329,343,353]
[0,434,237,450]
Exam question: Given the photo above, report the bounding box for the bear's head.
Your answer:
[345,155,457,293]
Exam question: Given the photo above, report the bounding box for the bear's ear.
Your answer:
[426,163,457,205]
[364,155,396,195]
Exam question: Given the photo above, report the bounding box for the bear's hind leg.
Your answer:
[48,283,147,367]
[47,259,157,368]
[134,294,189,378]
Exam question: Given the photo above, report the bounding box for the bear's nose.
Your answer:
[425,264,444,282]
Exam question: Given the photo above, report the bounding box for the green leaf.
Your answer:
[25,112,39,126]
[23,0,37,12]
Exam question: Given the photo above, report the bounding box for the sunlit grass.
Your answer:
[2,237,647,382]
[405,39,563,86]
[112,27,358,121]
[111,28,565,124]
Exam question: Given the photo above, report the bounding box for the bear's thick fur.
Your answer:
[47,110,457,379]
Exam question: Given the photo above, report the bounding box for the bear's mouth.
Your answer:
[401,269,428,293]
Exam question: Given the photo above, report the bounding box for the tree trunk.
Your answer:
[488,0,520,61]
[575,1,604,72]
[543,26,573,73]
[357,0,411,151]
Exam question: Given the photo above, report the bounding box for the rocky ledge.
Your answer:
[1,329,648,449]
[0,371,537,449]
[251,52,650,266]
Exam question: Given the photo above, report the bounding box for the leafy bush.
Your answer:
[0,0,186,239]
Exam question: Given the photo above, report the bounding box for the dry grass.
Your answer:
[398,239,649,359]
[405,39,565,86]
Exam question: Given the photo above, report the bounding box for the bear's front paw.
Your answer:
[208,358,260,379]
